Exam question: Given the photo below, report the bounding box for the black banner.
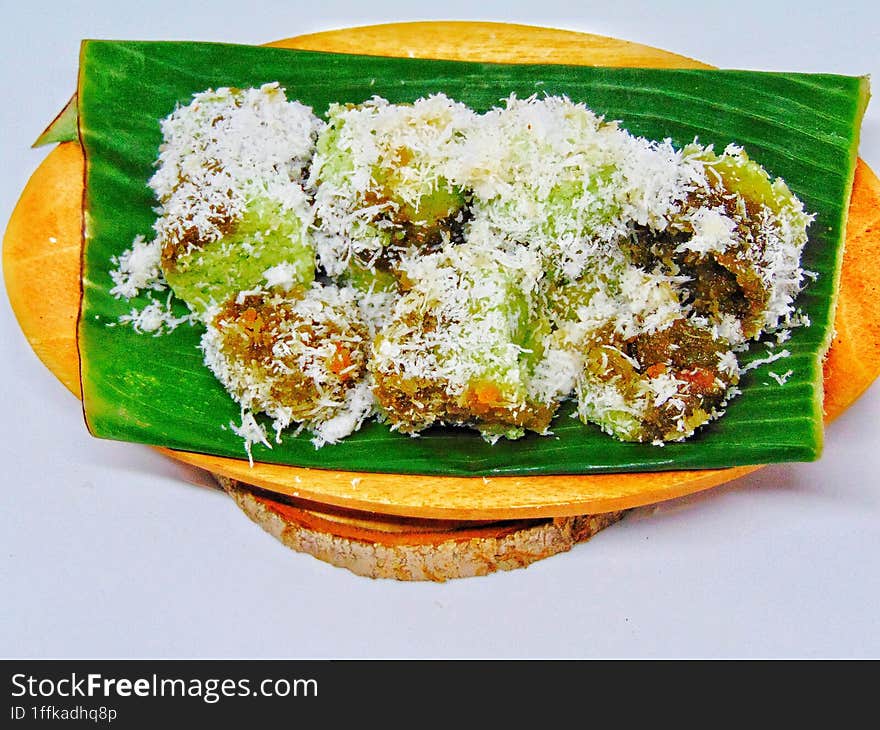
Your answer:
[5,659,836,724]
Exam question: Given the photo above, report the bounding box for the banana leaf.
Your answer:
[33,94,77,147]
[76,40,869,476]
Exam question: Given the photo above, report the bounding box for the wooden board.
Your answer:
[4,22,880,579]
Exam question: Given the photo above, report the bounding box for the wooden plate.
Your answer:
[4,22,880,578]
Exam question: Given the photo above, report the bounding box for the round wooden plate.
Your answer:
[4,22,879,578]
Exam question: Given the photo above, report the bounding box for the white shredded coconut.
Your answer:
[106,87,817,457]
[229,409,272,466]
[769,369,794,386]
[109,235,165,299]
[677,207,738,255]
[262,262,305,291]
[742,348,792,373]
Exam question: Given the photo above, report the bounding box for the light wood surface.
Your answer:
[266,21,712,69]
[4,22,879,523]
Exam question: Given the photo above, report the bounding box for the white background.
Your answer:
[2,0,878,659]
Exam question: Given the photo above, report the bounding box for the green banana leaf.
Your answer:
[76,40,869,476]
[33,94,77,147]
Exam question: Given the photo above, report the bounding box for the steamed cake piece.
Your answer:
[201,284,374,448]
[687,144,813,339]
[537,253,737,443]
[574,320,740,443]
[308,94,475,286]
[149,83,323,315]
[624,144,813,344]
[371,237,556,441]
